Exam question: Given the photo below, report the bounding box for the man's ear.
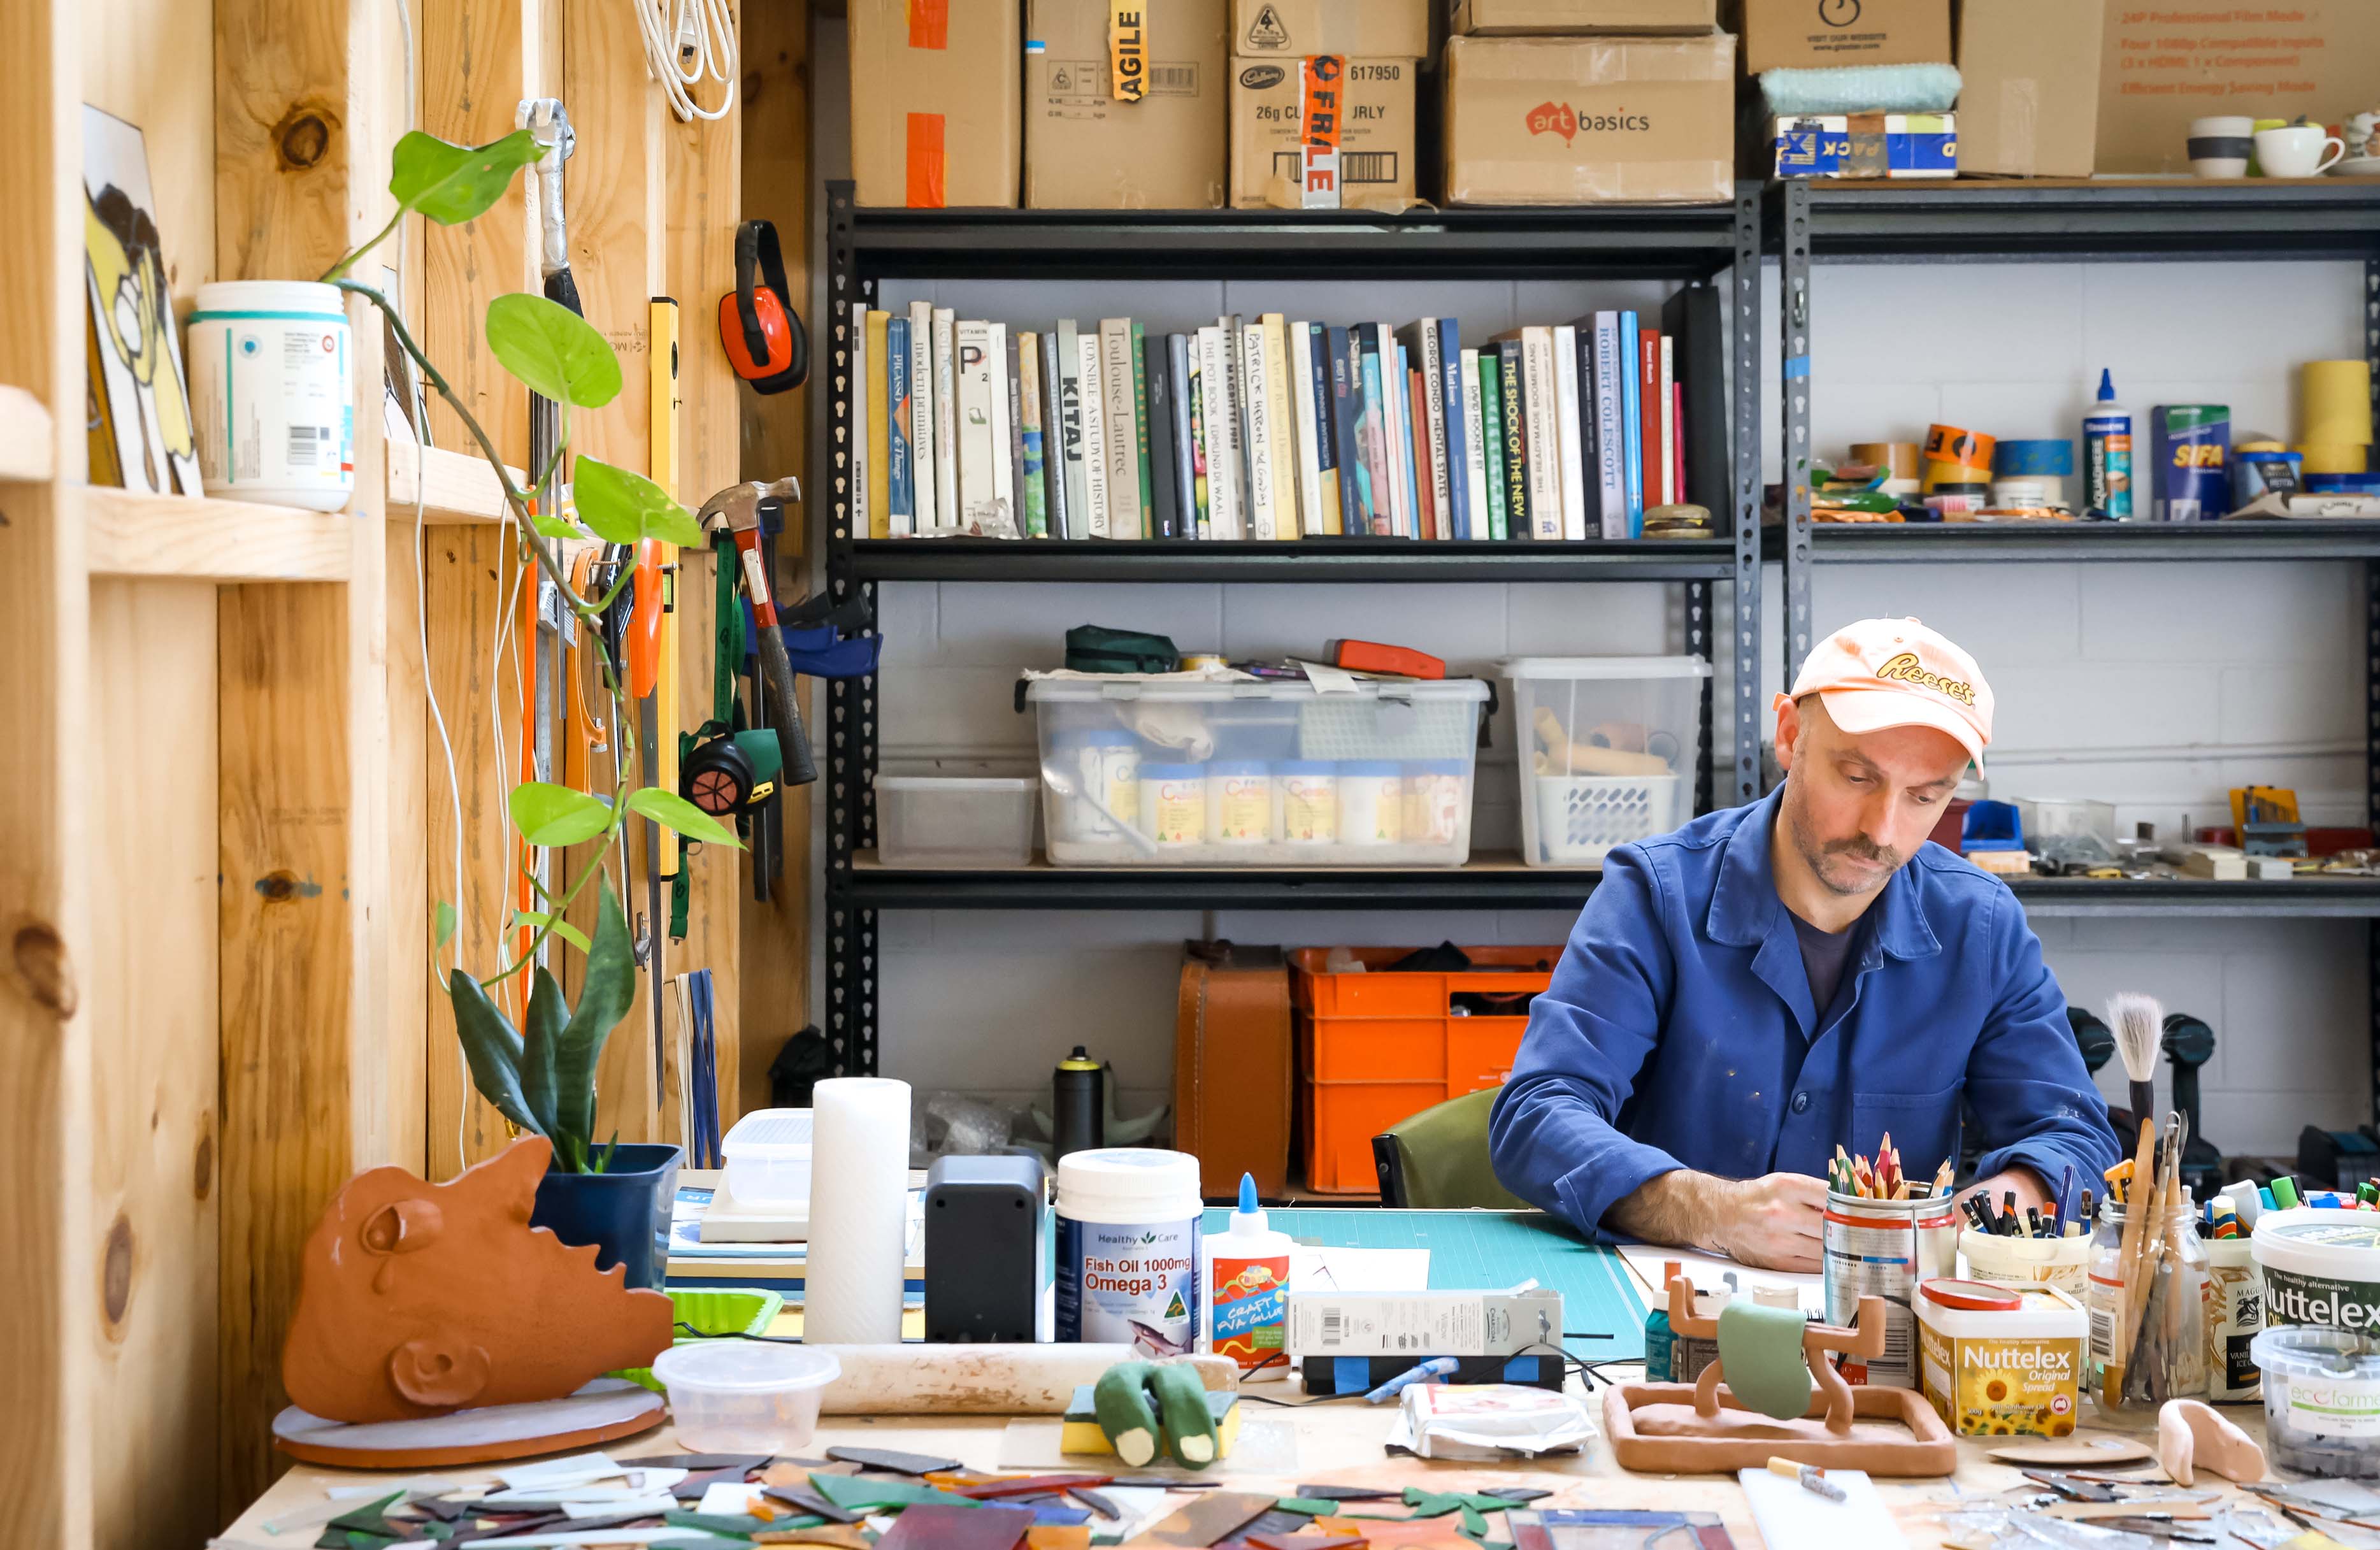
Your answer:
[1772,693,1801,774]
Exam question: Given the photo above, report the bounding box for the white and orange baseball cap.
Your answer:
[1786,617,1993,768]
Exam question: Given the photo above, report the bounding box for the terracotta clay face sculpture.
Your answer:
[282,1137,674,1423]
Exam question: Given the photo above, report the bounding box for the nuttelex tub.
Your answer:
[1916,1277,2087,1437]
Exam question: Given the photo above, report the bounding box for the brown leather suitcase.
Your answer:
[1174,941,1293,1198]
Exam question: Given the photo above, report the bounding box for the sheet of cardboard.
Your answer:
[2096,0,2380,175]
[1454,0,1717,34]
[1231,57,1420,208]
[1724,0,1951,75]
[849,0,1022,207]
[1956,0,2104,178]
[1028,0,1229,208]
[1442,33,1735,205]
[1232,0,1430,58]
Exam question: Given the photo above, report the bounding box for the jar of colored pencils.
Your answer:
[2086,1191,2209,1412]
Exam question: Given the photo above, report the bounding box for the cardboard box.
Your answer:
[2097,1,2380,175]
[1027,0,1229,208]
[1955,0,2101,178]
[1726,0,1950,74]
[1233,0,1430,58]
[1287,1285,1565,1359]
[1453,0,1716,35]
[1442,33,1735,205]
[1231,57,1420,208]
[1773,111,1956,178]
[849,0,1021,207]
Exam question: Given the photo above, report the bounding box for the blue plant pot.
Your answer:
[531,1142,682,1292]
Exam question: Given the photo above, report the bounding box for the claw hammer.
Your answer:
[696,478,819,788]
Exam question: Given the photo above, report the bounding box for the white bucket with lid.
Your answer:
[2252,1207,2380,1333]
[186,280,355,511]
[1055,1148,1203,1357]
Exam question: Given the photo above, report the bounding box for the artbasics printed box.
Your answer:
[1442,33,1734,205]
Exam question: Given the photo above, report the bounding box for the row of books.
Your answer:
[849,299,1711,542]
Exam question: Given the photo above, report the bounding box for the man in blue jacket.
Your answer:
[1491,618,2119,1271]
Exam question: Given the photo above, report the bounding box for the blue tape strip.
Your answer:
[1783,355,1811,380]
[1335,1357,1370,1395]
[1993,438,2077,477]
[1504,1355,1540,1382]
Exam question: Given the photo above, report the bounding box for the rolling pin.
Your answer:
[813,1344,1237,1414]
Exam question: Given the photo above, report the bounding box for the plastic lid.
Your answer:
[1140,762,1205,779]
[1057,1147,1204,1210]
[1340,761,1400,777]
[1404,759,1468,775]
[1498,656,1713,681]
[1920,1277,2023,1312]
[2097,368,2117,401]
[1277,760,1336,776]
[1210,761,1271,775]
[722,1108,814,1159]
[651,1340,840,1393]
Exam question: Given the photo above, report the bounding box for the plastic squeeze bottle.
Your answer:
[2084,369,2133,520]
[1203,1173,1293,1381]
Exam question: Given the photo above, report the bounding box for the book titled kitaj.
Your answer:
[1774,113,1957,180]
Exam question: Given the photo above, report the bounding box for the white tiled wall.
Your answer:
[817,18,2373,1158]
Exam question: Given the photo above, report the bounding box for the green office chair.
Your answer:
[1370,1086,1531,1209]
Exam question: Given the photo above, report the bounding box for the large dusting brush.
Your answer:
[2105,992,2164,1131]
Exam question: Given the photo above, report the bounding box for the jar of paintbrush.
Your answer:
[2086,1189,2209,1412]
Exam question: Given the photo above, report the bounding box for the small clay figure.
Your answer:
[2156,1398,2266,1486]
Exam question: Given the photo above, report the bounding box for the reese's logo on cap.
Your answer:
[1875,651,1977,707]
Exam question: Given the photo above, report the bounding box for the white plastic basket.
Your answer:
[1535,773,1681,863]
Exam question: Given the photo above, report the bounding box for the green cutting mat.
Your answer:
[1200,1207,1649,1363]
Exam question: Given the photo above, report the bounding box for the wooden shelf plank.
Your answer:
[85,487,352,582]
[0,384,56,481]
[385,438,520,524]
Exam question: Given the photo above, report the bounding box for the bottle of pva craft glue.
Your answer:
[2084,368,2134,520]
[1203,1173,1293,1381]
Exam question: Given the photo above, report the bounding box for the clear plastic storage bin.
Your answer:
[1026,675,1490,866]
[874,775,1035,866]
[1502,656,1711,866]
[720,1107,812,1206]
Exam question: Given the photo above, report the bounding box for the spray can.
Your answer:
[1202,1173,1293,1380]
[1053,1047,1105,1159]
[2083,369,2133,520]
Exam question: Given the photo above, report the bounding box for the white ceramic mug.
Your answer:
[2188,115,2255,178]
[2255,124,2346,178]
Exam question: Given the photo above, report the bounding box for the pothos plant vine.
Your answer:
[326,128,738,1172]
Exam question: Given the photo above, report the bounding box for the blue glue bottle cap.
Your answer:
[2097,368,2117,403]
[1235,1171,1265,1232]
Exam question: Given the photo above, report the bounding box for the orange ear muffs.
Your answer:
[720,219,806,394]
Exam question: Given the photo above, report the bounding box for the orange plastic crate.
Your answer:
[1289,946,1558,1194]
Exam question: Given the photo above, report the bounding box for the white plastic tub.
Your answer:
[1026,675,1489,867]
[651,1342,840,1454]
[1502,657,1710,866]
[875,775,1035,866]
[720,1107,812,1207]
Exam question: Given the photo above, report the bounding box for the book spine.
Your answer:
[1406,323,1450,542]
[1100,320,1142,541]
[1207,325,1245,541]
[1261,315,1299,538]
[1308,326,1341,536]
[1168,334,1196,539]
[1145,335,1179,540]
[1621,312,1643,535]
[1574,324,1600,542]
[1593,313,1627,540]
[1287,322,1326,538]
[1055,321,1085,538]
[1019,331,1048,538]
[1242,324,1277,541]
[907,300,935,527]
[1354,340,1386,536]
[1496,339,1529,542]
[1459,347,1488,546]
[1672,380,1688,507]
[931,308,958,531]
[1405,358,1431,540]
[1040,329,1069,538]
[1187,345,1212,539]
[1477,353,1508,542]
[1373,324,1409,538]
[954,319,997,533]
[1437,319,1470,540]
[1077,330,1110,538]
[850,303,871,540]
[1658,333,1677,508]
[1328,326,1363,536]
[1131,321,1155,536]
[1638,328,1661,519]
[1551,325,1586,543]
[1523,332,1561,542]
[865,310,891,539]
[886,317,914,536]
[995,324,1019,533]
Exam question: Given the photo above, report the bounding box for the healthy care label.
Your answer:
[1056,1148,1203,1358]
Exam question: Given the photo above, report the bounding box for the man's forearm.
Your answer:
[1605,1168,1730,1254]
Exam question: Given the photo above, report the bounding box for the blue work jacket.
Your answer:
[1489,787,2119,1237]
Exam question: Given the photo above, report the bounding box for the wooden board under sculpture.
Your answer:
[1604,1274,1958,1477]
[276,1136,675,1461]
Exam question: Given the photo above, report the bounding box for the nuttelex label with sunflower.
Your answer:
[1918,1281,2086,1438]
[1211,1253,1291,1372]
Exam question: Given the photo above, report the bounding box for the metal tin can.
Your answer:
[1823,1190,1959,1389]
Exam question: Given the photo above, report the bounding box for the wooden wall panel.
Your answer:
[84,0,215,312]
[560,3,663,471]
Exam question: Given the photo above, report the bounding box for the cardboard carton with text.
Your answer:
[1231,55,1420,208]
[1724,0,1950,74]
[1443,32,1735,205]
[1956,0,2103,178]
[1028,0,1230,208]
[2096,1,2380,175]
[1232,0,1430,59]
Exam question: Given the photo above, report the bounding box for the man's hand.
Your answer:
[1606,1169,1829,1273]
[1958,1166,2053,1223]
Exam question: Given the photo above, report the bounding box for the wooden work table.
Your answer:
[222,1394,2277,1547]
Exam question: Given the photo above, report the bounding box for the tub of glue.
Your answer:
[2251,1327,2380,1476]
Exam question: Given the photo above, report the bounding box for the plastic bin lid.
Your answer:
[1404,759,1469,775]
[873,776,1034,793]
[1497,656,1713,680]
[1025,675,1491,701]
[1142,762,1205,779]
[1052,728,1143,747]
[722,1108,814,1159]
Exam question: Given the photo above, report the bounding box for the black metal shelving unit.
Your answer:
[1765,177,2380,1116]
[820,180,1768,1075]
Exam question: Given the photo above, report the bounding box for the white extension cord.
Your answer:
[634,0,738,123]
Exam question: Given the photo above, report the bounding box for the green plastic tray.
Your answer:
[613,1286,784,1393]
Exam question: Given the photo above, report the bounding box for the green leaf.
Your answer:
[574,457,705,548]
[511,911,592,954]
[486,294,622,409]
[389,129,542,226]
[433,899,457,953]
[552,883,639,1152]
[519,966,567,1141]
[592,1131,620,1174]
[529,511,584,541]
[508,782,614,848]
[448,973,543,1136]
[627,785,744,850]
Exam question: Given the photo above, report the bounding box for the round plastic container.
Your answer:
[1206,761,1273,844]
[720,1108,812,1207]
[185,280,355,511]
[1338,762,1403,847]
[651,1342,839,1453]
[1049,729,1141,842]
[1401,759,1468,847]
[1915,1277,2087,1437]
[1055,1147,1204,1356]
[2253,1207,2380,1333]
[1961,1226,2089,1296]
[2253,1326,2380,1477]
[1138,764,1206,847]
[1277,761,1337,844]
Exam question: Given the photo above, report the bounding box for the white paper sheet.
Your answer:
[1289,1245,1431,1293]
[1616,1243,1822,1311]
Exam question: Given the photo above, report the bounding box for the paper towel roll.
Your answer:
[803,1077,913,1345]
[2302,359,2374,447]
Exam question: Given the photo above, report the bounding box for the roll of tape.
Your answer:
[2303,360,2374,447]
[1923,459,1993,492]
[1925,424,1996,471]
[1993,438,2075,478]
[1851,441,1920,479]
[1991,478,2060,508]
[1881,478,1921,498]
[2299,443,2371,477]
